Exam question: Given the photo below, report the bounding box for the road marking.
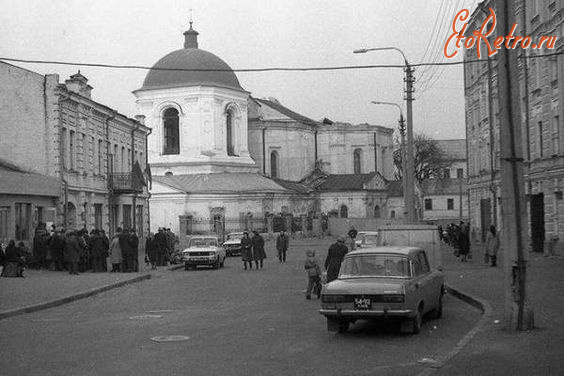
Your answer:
[129,314,163,319]
[150,335,191,343]
[146,310,174,313]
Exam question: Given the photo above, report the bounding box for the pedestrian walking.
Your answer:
[145,232,157,270]
[484,225,500,267]
[100,229,110,272]
[32,223,49,269]
[118,229,132,272]
[109,229,122,272]
[324,236,348,283]
[304,249,322,299]
[154,228,168,267]
[276,231,289,263]
[241,231,253,270]
[458,222,470,262]
[251,231,266,269]
[128,229,140,272]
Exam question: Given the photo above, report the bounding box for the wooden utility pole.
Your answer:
[496,0,534,330]
[405,65,417,223]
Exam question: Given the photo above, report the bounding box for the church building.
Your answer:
[133,23,395,239]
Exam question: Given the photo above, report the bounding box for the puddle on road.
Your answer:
[150,335,191,343]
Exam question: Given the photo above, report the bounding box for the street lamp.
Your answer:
[355,47,417,223]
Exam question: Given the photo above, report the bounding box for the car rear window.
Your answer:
[189,238,217,247]
[339,254,410,278]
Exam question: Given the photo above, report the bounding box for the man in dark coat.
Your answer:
[251,231,266,269]
[153,228,168,267]
[118,229,132,272]
[32,223,49,269]
[276,231,289,263]
[324,236,349,283]
[89,230,107,272]
[241,232,253,270]
[49,229,66,271]
[145,232,157,270]
[64,231,81,275]
[128,230,140,272]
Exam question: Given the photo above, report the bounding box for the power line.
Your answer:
[1,51,562,73]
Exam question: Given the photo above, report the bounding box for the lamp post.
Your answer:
[355,47,417,223]
[371,101,408,220]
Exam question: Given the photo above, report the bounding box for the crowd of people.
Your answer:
[438,221,471,262]
[0,223,180,278]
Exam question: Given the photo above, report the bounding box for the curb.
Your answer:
[0,274,152,321]
[416,284,493,376]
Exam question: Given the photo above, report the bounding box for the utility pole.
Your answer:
[404,65,417,223]
[399,115,407,217]
[496,0,534,330]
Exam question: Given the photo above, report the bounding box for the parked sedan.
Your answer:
[319,246,444,334]
[182,236,226,270]
[223,232,245,257]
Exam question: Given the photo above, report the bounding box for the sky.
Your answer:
[0,0,479,140]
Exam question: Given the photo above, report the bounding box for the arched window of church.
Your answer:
[340,205,348,218]
[353,148,362,174]
[163,108,180,155]
[226,110,235,156]
[270,151,278,178]
[374,205,381,218]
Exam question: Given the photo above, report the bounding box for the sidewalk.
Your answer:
[432,242,564,375]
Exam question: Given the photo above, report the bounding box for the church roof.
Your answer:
[253,98,319,127]
[315,172,387,191]
[153,173,289,194]
[138,23,245,93]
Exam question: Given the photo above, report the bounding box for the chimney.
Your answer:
[65,71,92,99]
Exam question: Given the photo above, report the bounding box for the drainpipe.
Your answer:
[105,111,117,235]
[373,132,377,173]
[131,124,140,233]
[314,129,318,165]
[58,91,70,228]
[145,126,152,233]
[262,127,266,174]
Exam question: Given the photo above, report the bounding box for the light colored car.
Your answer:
[319,246,444,334]
[355,231,379,248]
[223,232,245,257]
[182,236,226,270]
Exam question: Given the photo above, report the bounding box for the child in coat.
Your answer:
[304,250,322,299]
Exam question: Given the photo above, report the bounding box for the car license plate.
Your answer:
[354,297,371,310]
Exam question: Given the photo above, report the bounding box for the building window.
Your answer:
[374,205,381,218]
[226,110,235,156]
[136,205,144,236]
[113,144,118,172]
[390,210,396,219]
[163,108,180,155]
[121,146,126,173]
[61,128,67,169]
[443,168,451,179]
[353,148,362,174]
[98,140,104,175]
[123,205,132,230]
[456,168,464,178]
[69,130,76,170]
[127,148,131,172]
[94,204,103,230]
[447,198,454,210]
[553,115,560,156]
[0,207,9,242]
[340,205,348,218]
[15,203,31,241]
[424,199,433,211]
[270,151,279,178]
[539,121,544,158]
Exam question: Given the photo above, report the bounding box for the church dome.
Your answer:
[139,23,245,92]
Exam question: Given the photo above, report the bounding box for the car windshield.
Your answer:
[339,254,410,279]
[189,238,217,248]
[227,234,243,241]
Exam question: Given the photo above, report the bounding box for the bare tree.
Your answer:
[393,133,453,185]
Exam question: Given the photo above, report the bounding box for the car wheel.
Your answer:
[411,306,423,334]
[431,292,444,319]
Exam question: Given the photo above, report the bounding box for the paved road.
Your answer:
[0,241,481,376]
